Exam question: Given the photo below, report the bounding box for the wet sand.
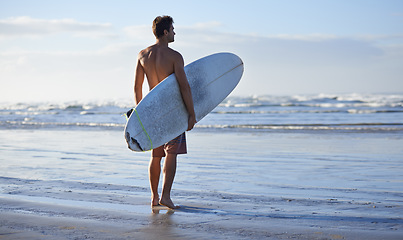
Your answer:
[1,189,401,240]
[0,129,402,239]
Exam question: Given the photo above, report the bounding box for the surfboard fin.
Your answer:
[126,109,133,118]
[123,108,134,121]
[131,137,143,151]
[125,131,143,151]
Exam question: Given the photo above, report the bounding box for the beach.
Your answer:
[1,0,403,238]
[1,128,402,239]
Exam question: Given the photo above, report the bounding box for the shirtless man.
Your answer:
[133,16,196,209]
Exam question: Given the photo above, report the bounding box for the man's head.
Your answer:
[153,16,175,41]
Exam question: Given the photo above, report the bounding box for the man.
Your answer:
[133,16,196,209]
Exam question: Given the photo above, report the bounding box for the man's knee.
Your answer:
[149,157,162,166]
[165,153,177,160]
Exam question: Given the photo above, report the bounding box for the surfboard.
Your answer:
[124,52,244,152]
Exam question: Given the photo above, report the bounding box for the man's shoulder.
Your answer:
[138,45,154,57]
[167,47,183,61]
[166,47,180,55]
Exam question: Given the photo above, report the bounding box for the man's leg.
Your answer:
[160,153,179,209]
[149,156,162,207]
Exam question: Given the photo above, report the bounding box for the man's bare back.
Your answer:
[134,21,195,131]
[133,16,196,209]
[138,44,182,91]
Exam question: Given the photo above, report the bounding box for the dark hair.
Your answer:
[152,16,174,38]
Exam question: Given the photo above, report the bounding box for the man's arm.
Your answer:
[134,58,145,105]
[174,53,196,131]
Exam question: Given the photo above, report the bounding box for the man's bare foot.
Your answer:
[159,197,180,209]
[151,197,160,208]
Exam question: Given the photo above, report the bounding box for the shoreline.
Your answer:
[1,187,402,240]
[1,129,402,239]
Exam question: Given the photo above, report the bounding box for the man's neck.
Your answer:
[156,38,169,47]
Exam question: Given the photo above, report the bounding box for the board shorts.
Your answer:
[152,133,187,157]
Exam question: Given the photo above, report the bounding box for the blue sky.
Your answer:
[1,0,402,102]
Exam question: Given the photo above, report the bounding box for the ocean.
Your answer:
[1,93,403,238]
[1,93,403,132]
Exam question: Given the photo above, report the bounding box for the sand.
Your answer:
[0,129,402,239]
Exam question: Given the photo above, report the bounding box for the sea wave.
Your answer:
[2,120,403,133]
[1,121,125,130]
[1,93,402,132]
[196,123,403,132]
[213,109,403,114]
[220,93,403,108]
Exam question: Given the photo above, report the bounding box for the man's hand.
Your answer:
[187,114,196,131]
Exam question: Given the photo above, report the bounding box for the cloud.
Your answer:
[123,21,225,46]
[168,25,402,95]
[123,25,153,42]
[265,34,339,42]
[0,16,114,39]
[174,26,385,64]
[1,20,403,101]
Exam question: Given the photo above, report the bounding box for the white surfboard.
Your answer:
[124,52,243,151]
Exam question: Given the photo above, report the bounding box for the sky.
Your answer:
[1,0,403,102]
